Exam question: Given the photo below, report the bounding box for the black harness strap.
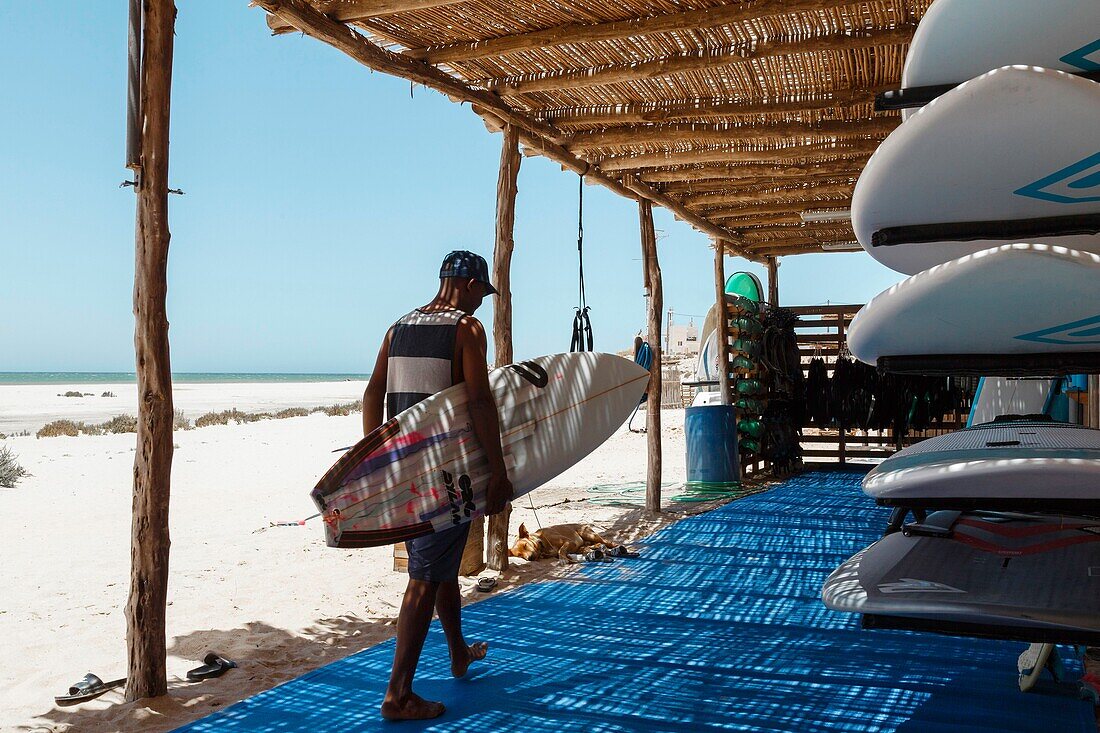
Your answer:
[570,173,594,352]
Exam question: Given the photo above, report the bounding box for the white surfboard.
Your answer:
[862,420,1100,511]
[847,244,1100,371]
[311,352,649,548]
[694,328,719,384]
[852,66,1100,275]
[897,0,1100,119]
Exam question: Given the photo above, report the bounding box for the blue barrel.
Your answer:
[685,405,740,484]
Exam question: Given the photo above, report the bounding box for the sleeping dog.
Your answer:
[508,523,617,563]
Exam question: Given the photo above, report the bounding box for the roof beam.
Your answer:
[568,118,896,152]
[737,221,853,236]
[255,0,759,259]
[722,236,833,255]
[639,160,867,183]
[680,184,855,208]
[715,212,806,227]
[748,242,835,256]
[696,199,852,219]
[407,0,864,64]
[660,174,857,195]
[542,86,888,126]
[490,27,913,96]
[598,141,880,173]
[267,0,465,34]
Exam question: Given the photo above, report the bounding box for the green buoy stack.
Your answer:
[724,272,766,462]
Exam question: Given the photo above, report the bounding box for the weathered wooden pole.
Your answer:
[766,256,780,306]
[486,124,521,571]
[639,200,663,513]
[126,0,177,702]
[713,243,733,405]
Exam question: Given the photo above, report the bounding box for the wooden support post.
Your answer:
[766,257,780,306]
[713,243,733,405]
[639,200,663,513]
[837,316,847,464]
[486,124,521,571]
[126,0,177,703]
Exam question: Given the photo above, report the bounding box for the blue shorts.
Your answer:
[405,523,471,583]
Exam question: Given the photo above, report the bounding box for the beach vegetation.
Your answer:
[36,419,86,438]
[174,409,192,430]
[194,409,268,428]
[0,445,29,488]
[314,401,362,417]
[274,407,310,419]
[101,414,139,434]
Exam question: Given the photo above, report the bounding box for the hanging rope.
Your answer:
[570,173,594,352]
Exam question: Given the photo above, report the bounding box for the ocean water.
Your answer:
[0,372,370,385]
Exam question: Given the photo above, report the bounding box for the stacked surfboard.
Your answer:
[823,0,1100,695]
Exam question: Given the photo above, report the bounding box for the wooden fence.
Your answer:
[789,304,968,468]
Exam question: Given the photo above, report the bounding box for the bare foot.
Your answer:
[380,692,445,721]
[451,641,488,678]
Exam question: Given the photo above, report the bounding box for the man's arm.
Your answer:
[457,317,513,515]
[362,332,390,436]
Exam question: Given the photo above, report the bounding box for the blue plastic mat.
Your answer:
[177,471,1095,732]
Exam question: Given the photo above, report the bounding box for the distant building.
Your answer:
[666,317,699,357]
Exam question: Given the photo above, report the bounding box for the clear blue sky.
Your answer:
[0,2,905,373]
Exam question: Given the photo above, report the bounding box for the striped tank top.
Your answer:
[385,307,464,418]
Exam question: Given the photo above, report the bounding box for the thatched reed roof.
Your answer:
[258,0,932,261]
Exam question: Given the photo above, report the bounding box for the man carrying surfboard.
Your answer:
[362,250,513,721]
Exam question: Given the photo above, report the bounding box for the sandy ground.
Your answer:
[0,382,701,732]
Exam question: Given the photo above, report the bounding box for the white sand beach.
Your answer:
[0,381,698,732]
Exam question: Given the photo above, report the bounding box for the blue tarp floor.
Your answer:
[177,470,1096,732]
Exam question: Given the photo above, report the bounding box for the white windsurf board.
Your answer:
[822,511,1100,645]
[863,420,1100,512]
[899,0,1100,119]
[852,66,1100,275]
[847,244,1100,369]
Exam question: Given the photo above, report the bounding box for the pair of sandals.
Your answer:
[55,653,237,706]
[569,545,640,563]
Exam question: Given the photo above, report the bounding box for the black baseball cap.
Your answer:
[439,250,497,295]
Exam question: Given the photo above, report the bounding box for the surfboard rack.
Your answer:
[862,613,1100,646]
[879,495,1100,515]
[871,214,1100,248]
[876,353,1100,377]
[874,69,1100,111]
[901,510,961,539]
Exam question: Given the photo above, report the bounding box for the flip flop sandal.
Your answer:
[476,577,498,593]
[186,653,237,682]
[584,548,613,563]
[55,673,126,706]
[608,545,640,558]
